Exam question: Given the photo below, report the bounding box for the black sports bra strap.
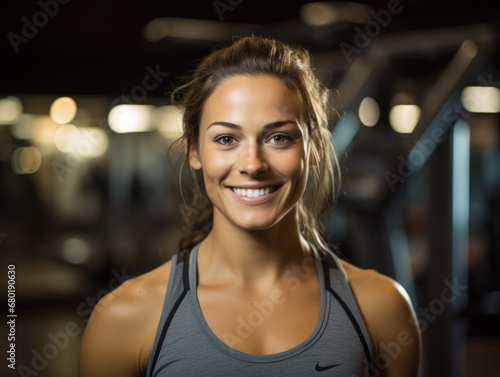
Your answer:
[321,256,373,366]
[179,248,191,290]
[148,249,191,377]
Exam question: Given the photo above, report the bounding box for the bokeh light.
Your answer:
[55,124,80,152]
[31,116,59,146]
[300,2,371,26]
[77,127,108,157]
[389,105,421,134]
[156,105,184,139]
[462,86,500,113]
[61,237,92,265]
[358,97,380,127]
[0,96,23,124]
[11,146,42,174]
[50,97,77,124]
[108,104,153,133]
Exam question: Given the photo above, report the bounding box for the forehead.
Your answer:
[201,75,301,125]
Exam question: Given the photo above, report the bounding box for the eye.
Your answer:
[214,135,237,146]
[269,133,293,144]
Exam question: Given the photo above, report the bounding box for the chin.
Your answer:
[231,212,287,232]
[233,220,275,231]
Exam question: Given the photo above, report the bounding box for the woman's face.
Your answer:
[189,74,308,231]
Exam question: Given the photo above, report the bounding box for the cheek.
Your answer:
[203,152,232,176]
[284,154,308,196]
[201,150,232,195]
[278,152,306,180]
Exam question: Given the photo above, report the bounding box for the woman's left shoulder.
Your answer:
[340,260,412,312]
[340,259,422,376]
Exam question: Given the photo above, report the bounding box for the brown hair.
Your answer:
[170,36,340,257]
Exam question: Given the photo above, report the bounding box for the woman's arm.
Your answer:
[344,264,422,377]
[370,277,421,377]
[79,265,170,377]
[78,286,142,376]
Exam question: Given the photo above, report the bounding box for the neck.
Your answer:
[197,208,311,289]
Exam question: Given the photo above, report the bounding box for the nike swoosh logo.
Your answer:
[315,363,341,371]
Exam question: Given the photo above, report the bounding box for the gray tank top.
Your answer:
[146,244,374,376]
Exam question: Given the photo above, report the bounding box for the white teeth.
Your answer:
[232,186,275,198]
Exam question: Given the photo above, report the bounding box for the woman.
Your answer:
[79,36,421,376]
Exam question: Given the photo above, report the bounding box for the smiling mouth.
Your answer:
[230,185,281,198]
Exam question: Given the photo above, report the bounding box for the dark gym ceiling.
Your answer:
[1,0,499,97]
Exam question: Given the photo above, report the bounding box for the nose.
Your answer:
[237,142,269,177]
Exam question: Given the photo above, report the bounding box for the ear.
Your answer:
[186,138,202,170]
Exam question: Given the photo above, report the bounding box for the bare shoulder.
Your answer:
[339,259,416,333]
[339,260,421,377]
[340,260,411,312]
[88,260,172,330]
[92,260,172,321]
[79,260,172,377]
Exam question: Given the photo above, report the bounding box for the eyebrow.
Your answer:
[207,120,297,131]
